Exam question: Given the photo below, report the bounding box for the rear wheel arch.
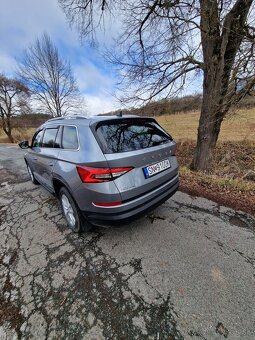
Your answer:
[52,177,75,197]
[57,185,92,233]
[52,178,65,197]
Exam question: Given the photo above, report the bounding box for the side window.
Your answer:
[42,128,59,148]
[32,129,44,148]
[62,126,78,150]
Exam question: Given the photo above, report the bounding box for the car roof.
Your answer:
[47,114,140,121]
[40,114,149,128]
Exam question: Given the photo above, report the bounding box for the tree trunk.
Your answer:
[191,0,253,171]
[191,53,225,170]
[191,94,224,171]
[5,130,15,143]
[2,115,14,143]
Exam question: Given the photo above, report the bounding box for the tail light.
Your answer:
[77,166,133,183]
[171,145,177,156]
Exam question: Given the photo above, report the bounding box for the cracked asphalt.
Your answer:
[0,144,255,340]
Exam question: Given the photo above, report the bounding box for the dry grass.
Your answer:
[1,108,254,143]
[0,128,36,143]
[181,165,255,193]
[157,108,255,142]
[178,140,255,216]
[157,107,255,216]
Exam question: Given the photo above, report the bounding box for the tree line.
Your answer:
[107,94,255,117]
[0,33,83,143]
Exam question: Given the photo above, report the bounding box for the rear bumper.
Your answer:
[83,175,179,227]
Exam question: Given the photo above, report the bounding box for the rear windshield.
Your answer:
[96,120,172,153]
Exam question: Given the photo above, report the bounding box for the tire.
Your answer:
[27,164,39,184]
[59,187,92,233]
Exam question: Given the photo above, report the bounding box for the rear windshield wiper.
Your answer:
[152,139,169,146]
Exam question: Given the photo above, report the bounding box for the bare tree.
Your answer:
[59,0,255,170]
[17,33,82,117]
[0,74,30,143]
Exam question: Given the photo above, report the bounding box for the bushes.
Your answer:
[0,113,51,129]
[107,94,255,117]
[131,95,202,116]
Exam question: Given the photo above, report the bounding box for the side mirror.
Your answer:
[18,140,30,149]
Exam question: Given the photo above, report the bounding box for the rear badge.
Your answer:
[143,159,171,178]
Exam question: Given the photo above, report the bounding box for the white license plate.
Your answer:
[143,159,171,178]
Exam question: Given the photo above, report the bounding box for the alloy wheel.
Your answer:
[61,194,76,228]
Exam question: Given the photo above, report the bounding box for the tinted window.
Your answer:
[32,129,44,147]
[97,121,171,153]
[42,128,59,148]
[62,126,78,149]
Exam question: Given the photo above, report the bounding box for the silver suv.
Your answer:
[19,115,179,232]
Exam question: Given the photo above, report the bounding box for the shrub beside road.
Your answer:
[178,141,255,216]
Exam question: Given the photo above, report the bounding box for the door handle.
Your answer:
[48,162,54,167]
[32,157,37,161]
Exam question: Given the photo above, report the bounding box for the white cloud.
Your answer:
[0,0,78,49]
[85,94,120,115]
[0,53,16,75]
[0,0,120,115]
[0,0,82,77]
[72,55,120,115]
[74,60,114,93]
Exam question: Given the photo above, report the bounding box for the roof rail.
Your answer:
[48,114,88,122]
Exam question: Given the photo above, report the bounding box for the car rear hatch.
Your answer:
[91,117,179,202]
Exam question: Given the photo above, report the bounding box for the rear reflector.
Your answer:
[77,166,133,183]
[171,145,177,156]
[93,201,122,207]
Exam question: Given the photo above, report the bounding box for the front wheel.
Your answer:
[59,187,92,233]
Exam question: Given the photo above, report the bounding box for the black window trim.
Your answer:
[54,125,63,149]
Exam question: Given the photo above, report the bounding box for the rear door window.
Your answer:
[62,126,79,150]
[42,128,59,148]
[96,121,171,153]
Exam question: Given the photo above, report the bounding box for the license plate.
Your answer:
[143,159,171,178]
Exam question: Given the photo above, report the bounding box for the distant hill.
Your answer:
[2,94,255,130]
[10,113,52,129]
[102,94,255,117]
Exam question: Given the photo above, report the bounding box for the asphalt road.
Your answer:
[0,144,255,340]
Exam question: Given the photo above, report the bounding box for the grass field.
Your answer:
[157,108,255,142]
[157,108,255,216]
[0,109,254,215]
[0,128,36,143]
[0,108,254,143]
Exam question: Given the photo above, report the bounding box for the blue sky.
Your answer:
[0,0,120,115]
[0,0,203,115]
